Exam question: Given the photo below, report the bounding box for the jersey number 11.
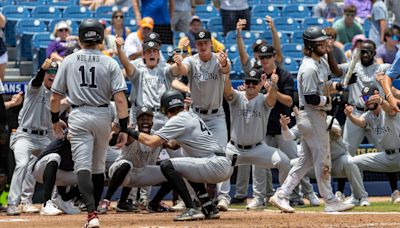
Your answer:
[79,66,97,88]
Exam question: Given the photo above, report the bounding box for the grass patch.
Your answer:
[229,201,400,212]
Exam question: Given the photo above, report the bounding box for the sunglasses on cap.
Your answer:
[113,15,124,19]
[46,69,57,75]
[245,80,260,85]
[361,95,371,103]
[58,28,69,32]
[345,13,356,17]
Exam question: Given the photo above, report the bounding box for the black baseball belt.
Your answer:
[230,140,261,150]
[71,104,109,108]
[22,128,48,135]
[193,107,219,115]
[385,149,400,155]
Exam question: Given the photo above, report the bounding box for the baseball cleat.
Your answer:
[83,212,100,228]
[53,195,81,214]
[117,199,140,213]
[269,192,295,213]
[391,190,400,203]
[325,201,354,212]
[230,197,247,205]
[97,199,111,214]
[216,198,230,211]
[289,197,305,207]
[6,204,21,216]
[173,208,205,221]
[303,192,320,206]
[246,198,265,210]
[40,200,63,216]
[171,200,186,211]
[335,191,345,202]
[360,197,370,206]
[21,202,40,213]
[147,201,175,213]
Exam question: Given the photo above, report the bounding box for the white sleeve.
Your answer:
[281,125,299,141]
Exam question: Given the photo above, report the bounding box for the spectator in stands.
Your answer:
[344,34,366,62]
[332,5,364,49]
[369,0,389,46]
[107,0,132,11]
[132,0,174,44]
[376,27,399,64]
[80,0,111,11]
[46,21,79,62]
[386,0,400,28]
[0,13,7,82]
[213,0,250,36]
[172,0,194,34]
[177,15,225,56]
[313,0,343,23]
[344,0,372,23]
[324,27,347,64]
[124,17,154,60]
[106,10,132,40]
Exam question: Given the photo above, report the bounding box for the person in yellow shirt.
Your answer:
[178,16,225,55]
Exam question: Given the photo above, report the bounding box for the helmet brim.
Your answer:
[306,35,329,42]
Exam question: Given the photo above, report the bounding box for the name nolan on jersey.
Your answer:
[237,109,262,118]
[77,55,100,62]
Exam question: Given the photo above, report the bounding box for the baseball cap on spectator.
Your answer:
[140,17,154,29]
[136,106,154,118]
[190,15,201,24]
[351,34,366,50]
[143,32,162,45]
[53,21,71,37]
[244,68,262,82]
[142,40,160,51]
[252,39,268,53]
[256,44,275,57]
[361,85,378,103]
[194,29,211,41]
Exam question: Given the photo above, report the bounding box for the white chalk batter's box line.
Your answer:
[0,218,30,222]
[229,208,400,215]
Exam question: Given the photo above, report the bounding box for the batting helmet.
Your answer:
[160,90,185,115]
[78,19,104,43]
[303,26,329,50]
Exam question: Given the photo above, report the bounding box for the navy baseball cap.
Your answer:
[194,29,211,41]
[143,32,162,45]
[244,68,262,82]
[257,44,275,57]
[361,85,378,103]
[136,106,154,118]
[142,40,160,52]
[252,39,268,53]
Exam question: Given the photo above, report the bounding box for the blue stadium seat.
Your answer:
[63,6,92,20]
[123,17,137,32]
[282,4,311,20]
[273,17,301,34]
[31,32,52,75]
[226,44,239,60]
[173,31,186,47]
[260,30,290,44]
[225,30,256,46]
[95,5,121,20]
[282,43,304,61]
[251,4,281,18]
[160,45,174,59]
[291,30,303,44]
[47,0,78,9]
[291,0,319,7]
[207,17,223,33]
[31,6,63,22]
[15,19,47,64]
[343,42,352,52]
[259,0,291,7]
[211,31,223,43]
[0,0,14,7]
[250,16,266,32]
[49,19,79,35]
[18,0,46,9]
[283,56,299,74]
[1,6,31,46]
[195,5,218,20]
[302,17,330,29]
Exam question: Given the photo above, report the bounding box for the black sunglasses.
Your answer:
[113,15,124,19]
[245,80,260,85]
[259,55,273,60]
[58,28,69,32]
[345,13,356,17]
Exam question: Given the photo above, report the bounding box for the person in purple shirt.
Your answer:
[344,0,372,23]
[46,21,79,62]
[376,27,399,64]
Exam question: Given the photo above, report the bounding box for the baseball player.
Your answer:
[129,89,234,221]
[173,29,231,209]
[269,26,356,213]
[50,19,129,228]
[6,59,59,216]
[344,85,400,203]
[280,113,370,206]
[378,51,400,112]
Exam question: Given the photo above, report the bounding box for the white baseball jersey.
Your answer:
[18,79,52,130]
[228,90,272,145]
[182,53,226,110]
[51,49,127,106]
[155,111,224,157]
[362,110,400,150]
[0,79,4,94]
[339,62,390,108]
[128,64,175,109]
[297,56,333,111]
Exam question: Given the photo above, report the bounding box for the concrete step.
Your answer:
[6,47,16,62]
[5,68,20,77]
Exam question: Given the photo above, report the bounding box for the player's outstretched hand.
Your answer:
[236,19,247,32]
[279,114,291,130]
[115,132,128,148]
[265,15,275,30]
[348,72,358,85]
[173,51,183,65]
[216,50,229,68]
[270,68,279,85]
[344,104,354,116]
[41,58,53,70]
[115,36,124,49]
[10,91,24,107]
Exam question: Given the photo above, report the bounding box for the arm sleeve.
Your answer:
[281,125,300,141]
[155,115,186,141]
[31,68,46,88]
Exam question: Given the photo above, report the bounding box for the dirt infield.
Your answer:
[1,198,400,228]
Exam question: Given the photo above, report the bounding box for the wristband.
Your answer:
[51,111,60,124]
[127,128,140,140]
[386,93,393,100]
[119,117,129,133]
[336,82,344,91]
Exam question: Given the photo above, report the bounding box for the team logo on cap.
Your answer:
[169,98,182,106]
[261,46,268,52]
[256,39,262,45]
[148,41,154,47]
[85,31,97,38]
[363,87,370,94]
[50,61,58,68]
[149,33,156,39]
[141,107,148,112]
[198,32,205,38]
[321,29,327,36]
[249,70,256,77]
